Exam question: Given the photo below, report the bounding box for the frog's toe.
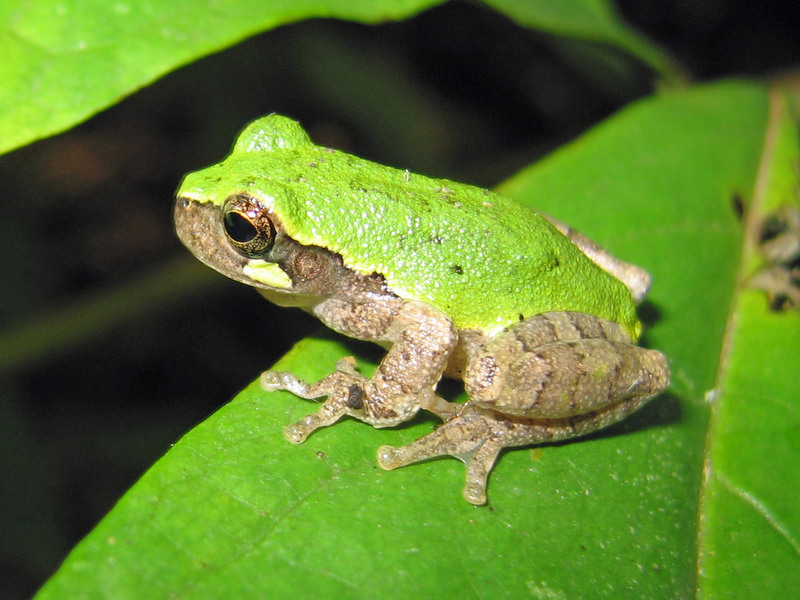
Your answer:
[376,419,478,471]
[377,445,406,470]
[283,417,314,444]
[260,370,284,391]
[376,407,509,503]
[462,480,487,506]
[461,437,504,505]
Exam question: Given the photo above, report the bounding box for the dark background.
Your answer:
[1,1,799,598]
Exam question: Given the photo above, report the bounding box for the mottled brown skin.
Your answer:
[378,312,668,504]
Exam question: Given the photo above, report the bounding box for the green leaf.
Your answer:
[37,80,798,599]
[1,0,679,157]
[0,0,440,155]
[696,91,800,598]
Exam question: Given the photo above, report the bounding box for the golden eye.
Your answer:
[222,195,275,258]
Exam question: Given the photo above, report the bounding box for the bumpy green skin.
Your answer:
[178,115,640,338]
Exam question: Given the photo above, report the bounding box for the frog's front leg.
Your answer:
[378,312,670,505]
[262,298,458,443]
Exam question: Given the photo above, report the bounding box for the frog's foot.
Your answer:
[379,395,658,505]
[261,357,370,444]
[262,357,426,444]
[378,405,513,505]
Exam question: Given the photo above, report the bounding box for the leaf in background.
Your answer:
[1,0,678,156]
[0,0,441,155]
[35,80,795,599]
[696,90,800,599]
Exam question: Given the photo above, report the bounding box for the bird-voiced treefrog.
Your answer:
[174,115,669,505]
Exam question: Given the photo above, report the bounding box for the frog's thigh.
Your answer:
[464,312,669,419]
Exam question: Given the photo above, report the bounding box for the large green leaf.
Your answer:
[0,0,674,156]
[36,80,798,599]
[695,91,800,598]
[0,0,440,155]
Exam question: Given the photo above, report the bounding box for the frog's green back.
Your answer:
[179,115,640,338]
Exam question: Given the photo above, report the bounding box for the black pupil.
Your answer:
[224,212,257,243]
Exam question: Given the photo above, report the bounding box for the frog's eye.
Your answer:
[222,195,275,258]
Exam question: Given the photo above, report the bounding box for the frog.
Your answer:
[174,114,670,505]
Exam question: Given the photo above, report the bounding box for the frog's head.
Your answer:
[174,115,320,303]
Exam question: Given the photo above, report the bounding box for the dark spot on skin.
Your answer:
[399,382,414,395]
[611,358,621,384]
[452,264,464,275]
[518,314,524,321]
[570,316,588,338]
[379,407,398,419]
[346,385,364,410]
[378,364,397,382]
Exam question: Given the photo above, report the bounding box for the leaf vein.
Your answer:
[716,471,800,556]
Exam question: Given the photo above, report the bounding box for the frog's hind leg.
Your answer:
[379,312,669,505]
[377,405,567,506]
[378,396,654,506]
[378,405,503,505]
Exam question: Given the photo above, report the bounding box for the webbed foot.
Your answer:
[378,405,511,505]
